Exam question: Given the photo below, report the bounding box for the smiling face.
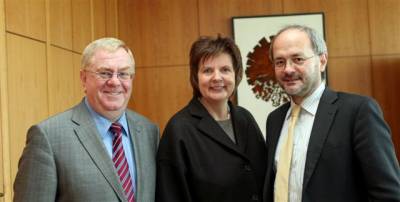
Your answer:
[198,53,235,105]
[80,47,134,121]
[272,29,327,103]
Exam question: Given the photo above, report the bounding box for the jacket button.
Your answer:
[251,194,259,201]
[244,164,252,171]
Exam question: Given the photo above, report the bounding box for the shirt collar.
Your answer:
[286,83,326,119]
[84,97,129,138]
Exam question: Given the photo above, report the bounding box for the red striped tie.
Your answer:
[110,122,135,202]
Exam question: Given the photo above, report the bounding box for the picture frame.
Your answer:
[232,13,326,137]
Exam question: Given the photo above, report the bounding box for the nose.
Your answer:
[212,71,223,81]
[106,73,121,85]
[283,59,296,72]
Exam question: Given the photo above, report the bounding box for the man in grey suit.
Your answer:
[14,37,160,202]
[263,25,400,201]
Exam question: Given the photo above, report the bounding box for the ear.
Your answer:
[319,53,328,72]
[80,69,87,90]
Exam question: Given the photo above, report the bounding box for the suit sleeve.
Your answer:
[13,125,57,202]
[155,121,193,202]
[353,98,400,200]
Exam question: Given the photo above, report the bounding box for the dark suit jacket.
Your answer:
[156,98,267,202]
[14,100,160,202]
[264,88,400,202]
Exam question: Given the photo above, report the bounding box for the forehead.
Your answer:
[273,29,313,57]
[201,53,233,67]
[90,48,134,69]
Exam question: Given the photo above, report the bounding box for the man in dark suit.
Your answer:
[14,38,159,202]
[264,25,400,202]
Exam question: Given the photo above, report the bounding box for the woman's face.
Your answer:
[198,53,235,104]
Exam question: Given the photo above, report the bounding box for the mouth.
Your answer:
[103,90,123,96]
[282,75,300,83]
[210,85,225,90]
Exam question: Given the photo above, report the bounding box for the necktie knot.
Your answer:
[291,104,301,118]
[110,122,122,136]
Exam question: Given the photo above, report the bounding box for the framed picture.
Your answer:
[232,13,325,137]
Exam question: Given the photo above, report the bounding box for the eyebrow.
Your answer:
[274,53,306,59]
[97,66,132,71]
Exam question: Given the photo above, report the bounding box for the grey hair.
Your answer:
[269,25,327,61]
[81,37,135,73]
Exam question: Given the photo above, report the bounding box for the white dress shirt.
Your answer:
[274,83,325,202]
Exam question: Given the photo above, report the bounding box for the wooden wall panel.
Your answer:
[283,0,370,57]
[6,33,48,183]
[0,0,6,199]
[369,0,400,55]
[371,55,400,159]
[5,0,46,41]
[105,0,118,37]
[328,56,372,96]
[118,0,199,66]
[129,66,192,132]
[50,0,72,49]
[72,0,91,52]
[73,53,84,103]
[198,0,282,36]
[93,0,106,39]
[48,46,76,115]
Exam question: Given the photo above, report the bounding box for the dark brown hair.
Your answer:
[189,35,243,98]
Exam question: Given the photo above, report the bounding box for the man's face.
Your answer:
[272,29,326,103]
[80,47,134,120]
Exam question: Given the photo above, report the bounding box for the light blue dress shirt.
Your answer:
[84,98,137,194]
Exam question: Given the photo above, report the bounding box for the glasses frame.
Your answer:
[84,69,134,81]
[273,55,315,69]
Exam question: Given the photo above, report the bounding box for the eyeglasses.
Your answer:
[85,70,133,81]
[273,55,315,69]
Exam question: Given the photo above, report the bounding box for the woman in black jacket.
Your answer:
[156,35,267,202]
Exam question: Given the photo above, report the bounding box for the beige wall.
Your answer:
[1,0,400,201]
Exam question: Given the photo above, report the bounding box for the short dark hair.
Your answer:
[189,35,243,98]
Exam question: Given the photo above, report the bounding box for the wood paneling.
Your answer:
[328,56,372,96]
[105,0,118,37]
[369,0,400,55]
[371,55,400,159]
[93,0,106,39]
[73,53,84,103]
[118,0,198,66]
[6,33,48,184]
[72,0,91,52]
[50,0,72,49]
[198,0,282,36]
[48,46,76,115]
[283,0,370,57]
[0,0,6,199]
[129,66,192,132]
[5,0,46,41]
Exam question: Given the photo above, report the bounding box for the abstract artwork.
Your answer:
[232,13,325,137]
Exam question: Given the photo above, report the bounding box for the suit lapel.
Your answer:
[126,112,143,201]
[268,103,290,172]
[303,88,338,189]
[71,101,126,201]
[190,98,248,159]
[230,104,248,153]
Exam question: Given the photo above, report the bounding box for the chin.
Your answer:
[101,102,125,111]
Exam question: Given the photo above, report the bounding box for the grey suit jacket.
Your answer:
[14,100,160,202]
